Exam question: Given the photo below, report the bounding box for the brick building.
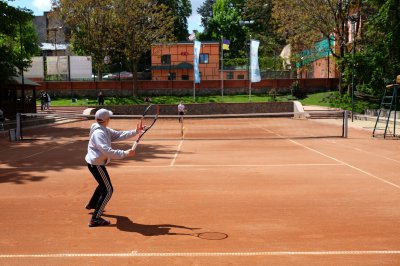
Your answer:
[150,42,248,81]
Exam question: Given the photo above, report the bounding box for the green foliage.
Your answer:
[224,58,247,67]
[158,0,192,41]
[39,94,304,106]
[199,0,248,58]
[300,92,334,107]
[0,1,39,83]
[358,0,400,95]
[323,91,379,113]
[57,0,175,97]
[290,80,306,99]
[197,0,215,31]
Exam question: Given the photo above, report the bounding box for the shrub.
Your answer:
[290,81,307,99]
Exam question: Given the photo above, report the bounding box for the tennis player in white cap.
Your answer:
[85,108,140,227]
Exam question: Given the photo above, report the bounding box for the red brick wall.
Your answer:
[37,78,339,97]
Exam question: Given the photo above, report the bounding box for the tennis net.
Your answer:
[15,110,348,141]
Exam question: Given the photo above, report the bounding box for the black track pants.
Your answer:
[87,164,113,219]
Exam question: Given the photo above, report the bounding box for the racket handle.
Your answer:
[132,141,138,150]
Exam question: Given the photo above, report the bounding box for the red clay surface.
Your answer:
[1,116,400,265]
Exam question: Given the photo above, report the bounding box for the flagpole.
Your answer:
[221,36,224,100]
[193,80,196,101]
[249,36,252,102]
[193,57,195,101]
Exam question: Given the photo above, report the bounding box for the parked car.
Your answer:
[102,71,133,80]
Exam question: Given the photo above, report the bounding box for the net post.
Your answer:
[16,113,21,141]
[342,110,348,138]
[181,116,184,138]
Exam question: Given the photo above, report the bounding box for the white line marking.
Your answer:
[0,163,343,171]
[258,126,400,190]
[0,146,19,153]
[1,250,400,258]
[288,139,400,190]
[353,147,400,164]
[10,140,77,161]
[170,139,184,166]
[171,163,342,167]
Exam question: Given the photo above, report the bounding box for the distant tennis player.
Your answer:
[85,108,140,227]
[178,101,186,123]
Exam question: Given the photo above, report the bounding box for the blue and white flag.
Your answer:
[194,40,201,83]
[250,40,261,83]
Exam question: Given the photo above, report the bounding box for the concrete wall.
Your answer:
[89,102,294,116]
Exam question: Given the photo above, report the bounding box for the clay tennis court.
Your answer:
[1,114,400,265]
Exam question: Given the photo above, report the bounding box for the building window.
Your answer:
[237,74,244,79]
[161,54,171,65]
[199,53,209,64]
[227,72,234,80]
[182,75,189,80]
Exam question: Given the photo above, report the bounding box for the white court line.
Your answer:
[317,139,400,165]
[289,139,400,190]
[170,139,184,166]
[0,146,19,153]
[0,163,343,171]
[258,125,400,190]
[1,250,400,258]
[352,147,400,164]
[170,163,342,168]
[7,140,78,162]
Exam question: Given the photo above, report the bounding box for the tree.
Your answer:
[200,0,247,58]
[0,1,40,84]
[159,0,192,41]
[197,0,216,31]
[55,0,175,97]
[355,0,400,96]
[55,0,119,80]
[113,0,175,96]
[197,0,283,71]
[272,0,361,93]
[242,0,283,69]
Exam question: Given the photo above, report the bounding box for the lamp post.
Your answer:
[348,14,358,122]
[49,26,63,56]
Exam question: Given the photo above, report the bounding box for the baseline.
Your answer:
[0,163,344,170]
[1,250,400,258]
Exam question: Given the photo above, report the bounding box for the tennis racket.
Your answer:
[132,104,159,150]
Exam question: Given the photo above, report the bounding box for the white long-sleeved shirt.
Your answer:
[178,103,185,113]
[85,123,137,165]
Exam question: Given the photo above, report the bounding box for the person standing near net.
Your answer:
[85,108,140,227]
[178,101,186,123]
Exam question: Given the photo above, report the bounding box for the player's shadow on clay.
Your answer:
[103,214,200,236]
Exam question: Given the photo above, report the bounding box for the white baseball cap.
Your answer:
[95,108,113,122]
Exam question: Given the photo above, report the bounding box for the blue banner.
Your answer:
[250,40,261,83]
[194,41,201,83]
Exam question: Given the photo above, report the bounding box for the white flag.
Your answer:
[250,40,261,82]
[194,40,201,83]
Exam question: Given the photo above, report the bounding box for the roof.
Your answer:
[151,62,193,70]
[9,76,41,86]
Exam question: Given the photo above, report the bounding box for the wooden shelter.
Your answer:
[0,76,40,119]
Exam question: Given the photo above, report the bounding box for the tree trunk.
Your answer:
[338,16,347,95]
[131,62,139,98]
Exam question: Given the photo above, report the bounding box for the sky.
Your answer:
[8,0,204,33]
